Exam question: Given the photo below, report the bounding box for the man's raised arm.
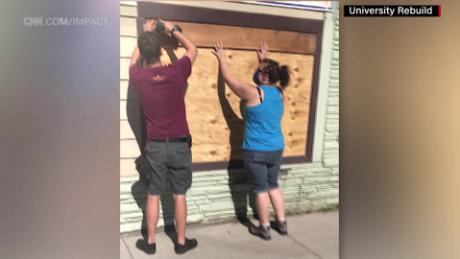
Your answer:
[130,20,156,66]
[161,20,198,64]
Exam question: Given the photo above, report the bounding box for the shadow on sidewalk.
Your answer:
[217,72,256,227]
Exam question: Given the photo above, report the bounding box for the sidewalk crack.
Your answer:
[287,235,324,259]
[121,237,135,259]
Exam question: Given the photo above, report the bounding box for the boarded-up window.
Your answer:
[158,21,315,165]
[122,2,323,170]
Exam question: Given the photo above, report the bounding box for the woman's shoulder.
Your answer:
[257,84,274,91]
[258,85,282,94]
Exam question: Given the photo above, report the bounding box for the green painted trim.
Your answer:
[312,9,336,162]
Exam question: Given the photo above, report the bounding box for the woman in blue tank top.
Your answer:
[213,41,290,240]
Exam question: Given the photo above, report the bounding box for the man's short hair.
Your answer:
[138,31,161,65]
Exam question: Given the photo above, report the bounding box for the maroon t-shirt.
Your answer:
[129,56,192,139]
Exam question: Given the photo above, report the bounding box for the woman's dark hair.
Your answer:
[261,58,290,89]
[138,31,161,65]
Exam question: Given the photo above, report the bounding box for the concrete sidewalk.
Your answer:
[120,211,338,259]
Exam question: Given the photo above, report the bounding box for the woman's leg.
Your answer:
[268,188,286,222]
[267,150,285,222]
[243,151,270,226]
[255,191,270,226]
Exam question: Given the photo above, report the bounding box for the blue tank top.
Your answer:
[242,85,284,151]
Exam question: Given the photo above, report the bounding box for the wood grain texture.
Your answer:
[171,21,316,54]
[120,19,316,54]
[156,47,313,163]
[120,20,315,165]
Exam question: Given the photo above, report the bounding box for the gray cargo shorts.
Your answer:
[145,138,192,195]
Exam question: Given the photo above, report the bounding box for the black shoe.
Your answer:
[275,220,288,235]
[136,239,156,255]
[175,238,198,254]
[248,224,271,240]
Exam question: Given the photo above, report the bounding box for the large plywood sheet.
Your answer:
[154,47,313,163]
[120,20,315,166]
[171,21,316,54]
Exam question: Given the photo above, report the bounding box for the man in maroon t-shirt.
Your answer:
[129,20,198,255]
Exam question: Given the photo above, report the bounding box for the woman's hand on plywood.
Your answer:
[257,42,269,63]
[212,41,257,101]
[212,41,228,63]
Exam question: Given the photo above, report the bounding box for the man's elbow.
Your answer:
[191,46,198,57]
[187,46,198,62]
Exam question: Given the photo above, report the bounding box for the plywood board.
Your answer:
[123,19,316,55]
[120,18,316,166]
[154,47,313,163]
[170,21,316,54]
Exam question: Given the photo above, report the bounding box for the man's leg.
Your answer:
[146,194,160,244]
[173,194,187,245]
[268,188,286,222]
[169,141,197,254]
[144,141,166,245]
